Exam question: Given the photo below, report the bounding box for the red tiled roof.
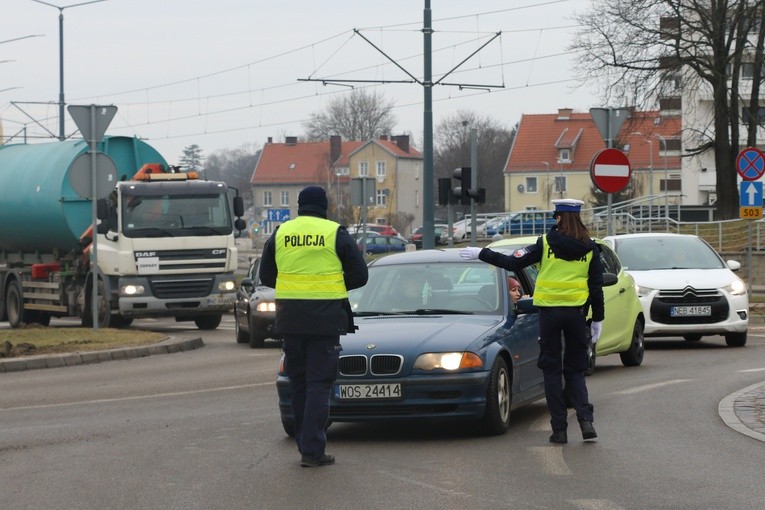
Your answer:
[252,139,362,184]
[505,111,682,173]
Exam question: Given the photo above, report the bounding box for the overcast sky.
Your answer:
[1,0,600,164]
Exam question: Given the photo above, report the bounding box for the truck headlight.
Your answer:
[218,280,236,292]
[121,284,145,296]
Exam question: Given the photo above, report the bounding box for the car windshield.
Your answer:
[613,236,725,270]
[348,262,503,315]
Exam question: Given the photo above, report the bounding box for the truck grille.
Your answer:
[150,276,213,299]
[134,249,227,271]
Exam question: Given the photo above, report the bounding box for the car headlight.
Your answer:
[256,301,276,312]
[120,284,145,296]
[413,352,483,371]
[725,278,747,296]
[634,284,654,298]
[218,280,236,292]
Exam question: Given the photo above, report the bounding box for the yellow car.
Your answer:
[487,236,645,374]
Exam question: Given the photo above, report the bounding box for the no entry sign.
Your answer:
[590,148,632,193]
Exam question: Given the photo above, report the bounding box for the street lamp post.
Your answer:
[29,0,109,141]
[541,161,551,203]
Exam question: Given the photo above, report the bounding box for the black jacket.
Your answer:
[259,212,368,336]
[478,226,605,321]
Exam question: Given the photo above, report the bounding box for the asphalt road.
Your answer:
[1,316,764,510]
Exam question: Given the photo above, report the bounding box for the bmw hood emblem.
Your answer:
[366,344,376,350]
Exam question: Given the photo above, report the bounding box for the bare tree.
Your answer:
[433,110,515,215]
[571,0,765,219]
[303,89,397,141]
[205,143,261,208]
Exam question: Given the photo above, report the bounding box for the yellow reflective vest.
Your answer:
[533,235,591,307]
[274,216,348,300]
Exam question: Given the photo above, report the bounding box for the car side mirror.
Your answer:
[240,278,254,290]
[726,260,741,271]
[603,273,618,287]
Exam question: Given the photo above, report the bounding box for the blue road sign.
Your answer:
[266,208,291,222]
[740,181,763,207]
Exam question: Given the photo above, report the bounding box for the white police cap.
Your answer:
[551,198,585,213]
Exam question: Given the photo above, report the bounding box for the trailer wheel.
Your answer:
[194,314,222,330]
[6,280,27,329]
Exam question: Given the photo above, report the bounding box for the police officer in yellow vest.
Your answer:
[459,199,604,444]
[260,186,368,467]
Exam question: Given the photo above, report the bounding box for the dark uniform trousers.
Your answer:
[537,306,594,432]
[283,334,341,457]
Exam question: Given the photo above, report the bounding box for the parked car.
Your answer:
[440,217,488,243]
[603,233,748,347]
[409,224,448,249]
[358,234,408,255]
[347,223,399,237]
[276,248,548,436]
[488,235,645,374]
[485,211,557,237]
[233,257,280,348]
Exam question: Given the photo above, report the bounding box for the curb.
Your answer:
[0,336,204,373]
[718,381,765,442]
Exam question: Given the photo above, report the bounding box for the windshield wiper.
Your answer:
[412,308,471,315]
[127,227,175,237]
[186,226,229,235]
[354,311,406,316]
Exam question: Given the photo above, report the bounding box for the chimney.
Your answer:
[267,137,273,144]
[285,136,298,145]
[394,134,410,153]
[557,108,573,120]
[330,135,341,163]
[379,134,388,141]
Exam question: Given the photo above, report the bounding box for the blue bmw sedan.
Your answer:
[276,249,546,436]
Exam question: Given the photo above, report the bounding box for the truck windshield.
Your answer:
[122,193,233,238]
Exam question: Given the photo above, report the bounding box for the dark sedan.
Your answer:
[233,257,280,348]
[277,249,546,436]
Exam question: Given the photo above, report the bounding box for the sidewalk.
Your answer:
[0,336,203,373]
[719,380,765,442]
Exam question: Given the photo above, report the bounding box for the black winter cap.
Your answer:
[298,186,328,217]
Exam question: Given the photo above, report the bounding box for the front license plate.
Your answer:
[671,305,711,317]
[335,383,402,400]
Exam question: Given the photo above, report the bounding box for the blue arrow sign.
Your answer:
[740,181,763,207]
[266,208,291,222]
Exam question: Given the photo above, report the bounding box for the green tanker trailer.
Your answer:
[0,136,245,329]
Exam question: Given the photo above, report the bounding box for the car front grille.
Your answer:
[650,286,729,324]
[339,354,403,376]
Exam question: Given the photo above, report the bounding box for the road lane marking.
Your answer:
[529,446,572,476]
[739,367,765,373]
[570,499,626,510]
[0,381,275,412]
[613,379,692,395]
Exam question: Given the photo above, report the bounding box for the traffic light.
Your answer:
[452,167,472,205]
[438,178,456,206]
[451,167,486,205]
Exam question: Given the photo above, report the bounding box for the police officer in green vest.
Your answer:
[261,186,368,466]
[459,199,604,444]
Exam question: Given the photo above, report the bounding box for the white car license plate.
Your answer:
[671,305,711,317]
[335,383,402,400]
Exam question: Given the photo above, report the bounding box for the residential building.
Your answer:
[502,108,681,212]
[250,134,422,242]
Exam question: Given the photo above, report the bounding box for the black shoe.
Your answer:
[549,431,568,444]
[580,421,597,440]
[301,454,335,467]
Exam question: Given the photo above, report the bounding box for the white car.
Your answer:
[603,233,748,347]
[440,218,488,243]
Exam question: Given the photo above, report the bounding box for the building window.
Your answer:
[359,161,369,177]
[554,176,567,193]
[525,176,538,193]
[280,191,289,206]
[376,161,386,178]
[263,191,272,206]
[558,149,571,162]
[336,167,349,176]
[376,189,387,206]
[661,177,682,192]
[742,106,765,123]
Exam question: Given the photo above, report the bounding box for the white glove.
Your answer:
[590,321,603,344]
[459,247,482,260]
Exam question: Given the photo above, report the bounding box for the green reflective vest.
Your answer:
[533,235,591,307]
[274,216,347,300]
